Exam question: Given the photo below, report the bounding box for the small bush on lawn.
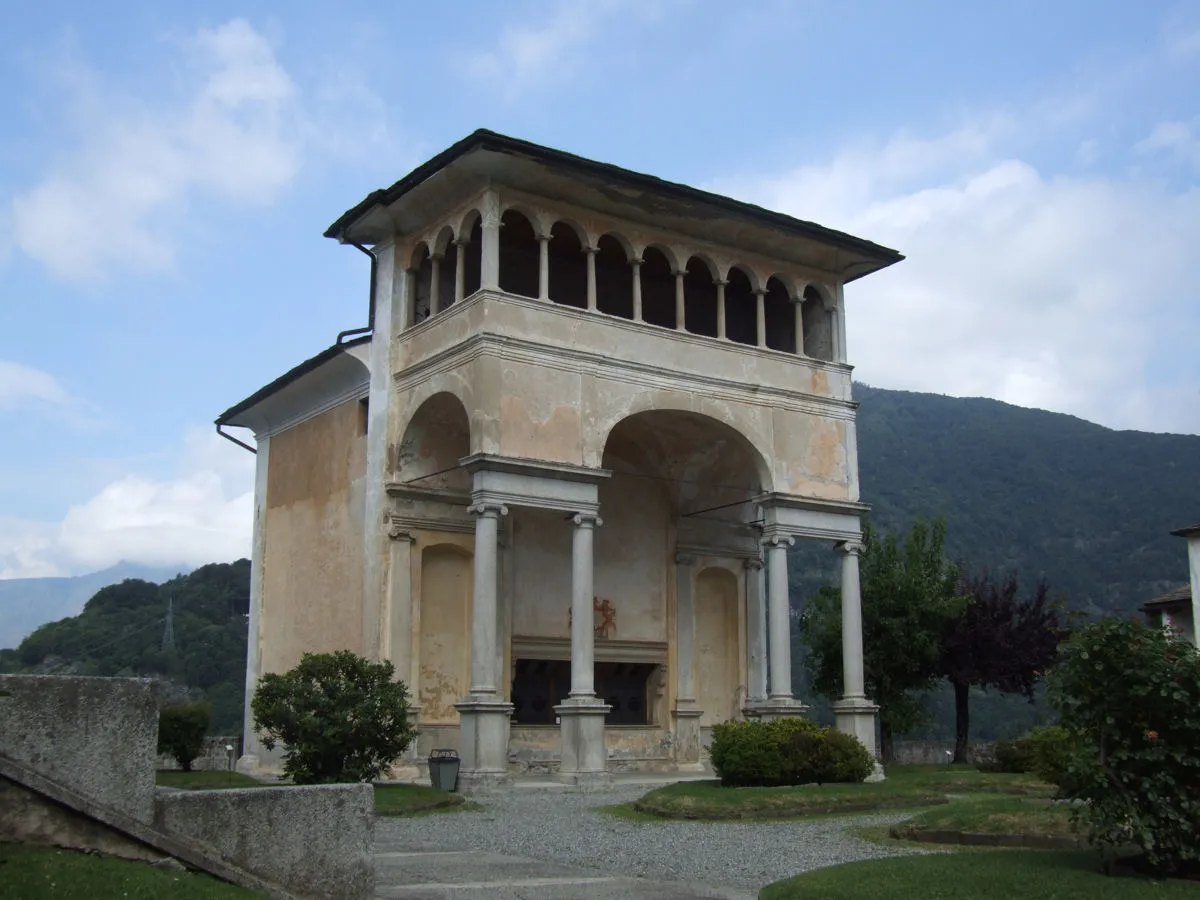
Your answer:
[980,737,1036,773]
[1049,617,1200,876]
[157,701,212,772]
[252,650,415,784]
[710,718,872,787]
[1027,725,1076,788]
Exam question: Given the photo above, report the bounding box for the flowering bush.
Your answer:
[1049,618,1200,874]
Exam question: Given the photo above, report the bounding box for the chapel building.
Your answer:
[217,130,903,787]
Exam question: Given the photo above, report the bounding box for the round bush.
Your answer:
[709,718,872,787]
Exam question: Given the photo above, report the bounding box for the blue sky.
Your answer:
[1,1,1198,579]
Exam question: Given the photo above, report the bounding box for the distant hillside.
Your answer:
[0,561,249,733]
[853,384,1199,614]
[0,562,189,648]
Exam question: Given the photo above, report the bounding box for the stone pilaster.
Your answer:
[671,553,703,769]
[742,557,767,714]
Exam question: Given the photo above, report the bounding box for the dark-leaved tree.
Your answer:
[802,518,966,761]
[943,572,1069,762]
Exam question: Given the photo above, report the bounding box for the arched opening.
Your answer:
[724,266,756,346]
[695,567,740,725]
[640,246,675,329]
[803,285,835,361]
[419,543,473,723]
[595,234,632,319]
[436,226,457,310]
[411,243,433,324]
[396,392,471,492]
[683,256,718,338]
[764,277,795,353]
[499,209,539,298]
[460,212,482,298]
[548,221,587,309]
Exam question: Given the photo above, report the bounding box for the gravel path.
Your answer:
[375,785,930,893]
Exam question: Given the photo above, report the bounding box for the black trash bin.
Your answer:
[428,749,460,792]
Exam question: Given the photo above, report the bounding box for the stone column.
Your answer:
[743,557,767,711]
[758,533,805,719]
[755,289,767,348]
[831,540,882,778]
[674,270,686,331]
[455,502,513,791]
[793,298,805,356]
[480,190,501,290]
[453,240,466,304]
[429,255,442,316]
[537,234,551,301]
[384,522,420,774]
[585,247,598,311]
[716,280,727,339]
[631,258,643,321]
[671,553,703,768]
[555,513,611,788]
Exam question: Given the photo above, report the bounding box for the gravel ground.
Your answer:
[375,784,930,893]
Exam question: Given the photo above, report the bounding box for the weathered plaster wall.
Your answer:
[261,399,367,676]
[694,567,740,725]
[418,541,473,723]
[593,478,669,643]
[511,508,571,639]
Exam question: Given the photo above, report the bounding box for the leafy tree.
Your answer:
[801,518,965,761]
[251,651,415,784]
[157,701,212,771]
[1048,618,1200,875]
[942,572,1069,762]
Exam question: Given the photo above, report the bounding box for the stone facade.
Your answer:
[218,130,903,786]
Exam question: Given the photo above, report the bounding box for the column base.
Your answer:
[832,696,882,775]
[454,696,514,792]
[671,707,704,768]
[745,698,810,721]
[554,697,611,786]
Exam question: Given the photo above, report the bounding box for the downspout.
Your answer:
[216,424,257,455]
[336,242,377,343]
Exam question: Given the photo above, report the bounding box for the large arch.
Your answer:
[396,391,471,492]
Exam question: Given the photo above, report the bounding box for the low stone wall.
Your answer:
[0,675,158,822]
[157,735,241,772]
[155,783,375,900]
[892,740,995,766]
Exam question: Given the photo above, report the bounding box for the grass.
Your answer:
[156,771,266,790]
[893,795,1077,839]
[0,843,257,900]
[373,783,468,816]
[885,764,1055,796]
[759,850,1197,899]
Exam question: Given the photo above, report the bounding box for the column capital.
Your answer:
[468,501,509,518]
[536,233,552,243]
[674,551,697,566]
[761,533,795,549]
[629,257,643,267]
[453,237,469,248]
[583,245,599,255]
[836,540,865,557]
[571,512,603,528]
[752,287,767,297]
[743,557,764,571]
[672,269,687,278]
[386,520,415,542]
[714,278,729,287]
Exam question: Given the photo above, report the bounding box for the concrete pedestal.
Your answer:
[554,698,612,789]
[455,697,514,792]
[670,707,704,771]
[832,696,884,782]
[747,698,810,721]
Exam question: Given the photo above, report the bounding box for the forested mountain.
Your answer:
[0,561,249,733]
[1,386,1196,741]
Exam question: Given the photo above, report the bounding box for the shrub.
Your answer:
[1049,617,1200,876]
[1026,725,1076,788]
[157,701,212,772]
[710,718,872,787]
[251,650,415,784]
[980,737,1036,773]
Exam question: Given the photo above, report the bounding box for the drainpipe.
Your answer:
[216,424,257,454]
[336,242,377,343]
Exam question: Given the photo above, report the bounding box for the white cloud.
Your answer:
[0,428,254,579]
[0,360,73,411]
[717,123,1200,435]
[465,1,622,98]
[7,19,303,283]
[1135,120,1200,168]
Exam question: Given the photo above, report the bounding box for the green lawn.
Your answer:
[760,850,1196,899]
[885,764,1055,796]
[892,795,1078,840]
[0,843,257,900]
[373,783,466,816]
[156,771,266,790]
